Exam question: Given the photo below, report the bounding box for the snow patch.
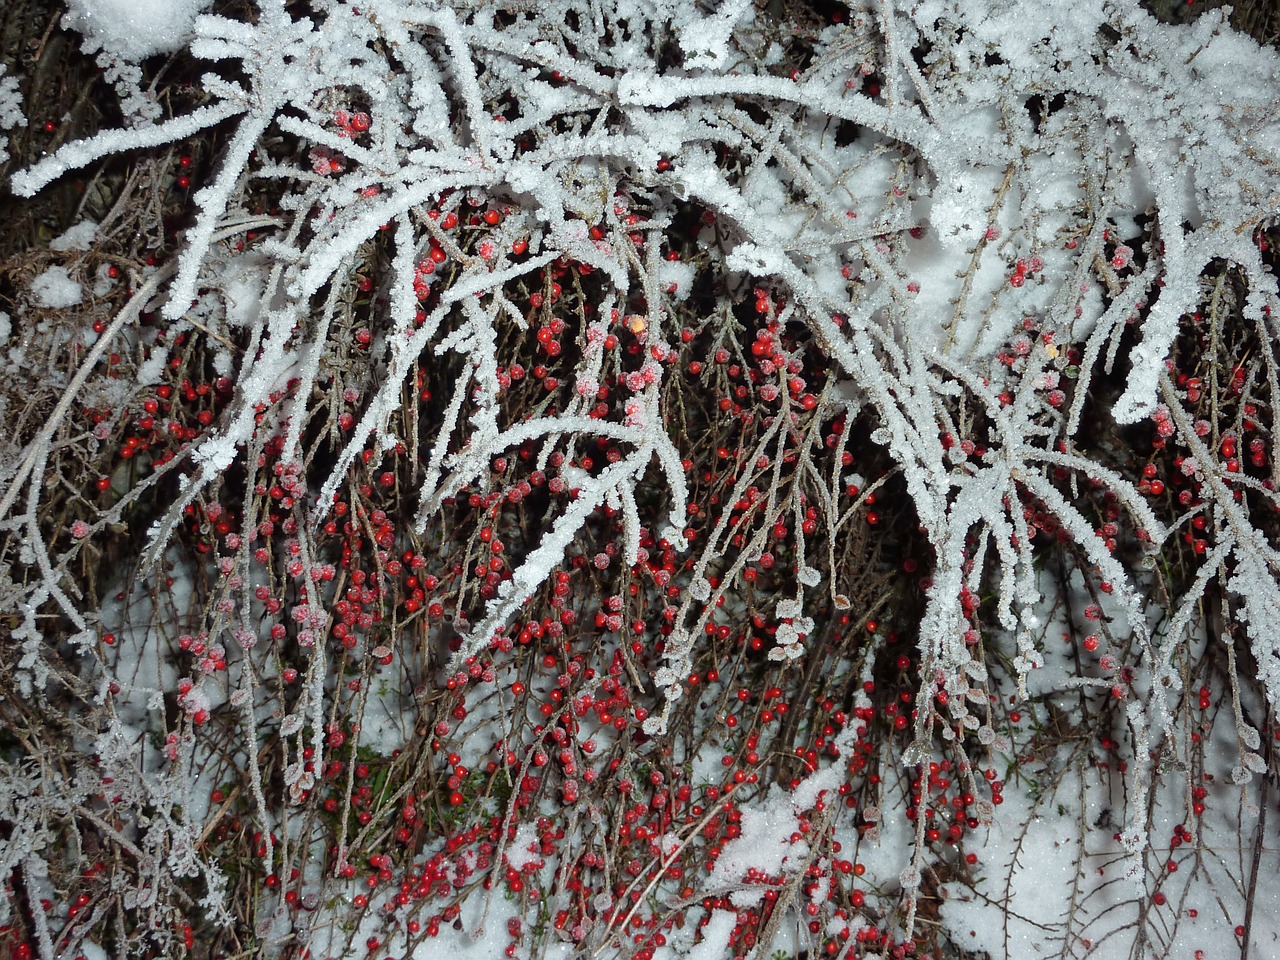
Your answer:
[63,0,212,60]
[49,220,99,252]
[31,266,82,308]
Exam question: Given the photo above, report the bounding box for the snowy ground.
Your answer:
[86,553,1279,960]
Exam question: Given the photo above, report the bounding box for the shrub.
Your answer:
[1,1,1278,958]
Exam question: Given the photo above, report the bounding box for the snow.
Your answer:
[504,822,541,871]
[48,220,99,252]
[707,800,800,897]
[939,779,1083,956]
[135,349,168,386]
[30,265,82,308]
[935,748,1280,959]
[682,908,736,960]
[677,0,751,68]
[63,0,212,61]
[217,254,270,326]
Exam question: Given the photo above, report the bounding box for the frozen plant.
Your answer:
[2,0,1279,957]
